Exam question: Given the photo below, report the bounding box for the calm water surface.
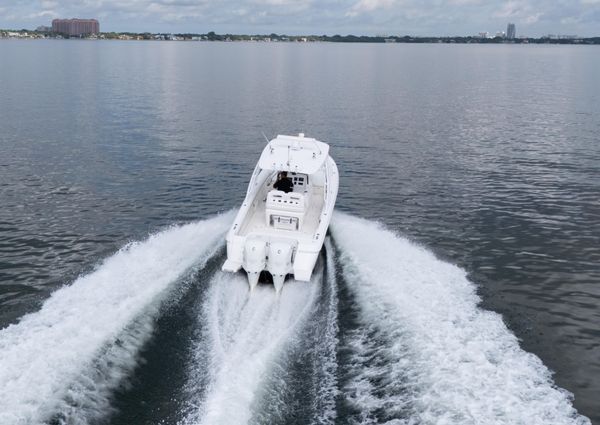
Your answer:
[0,40,599,423]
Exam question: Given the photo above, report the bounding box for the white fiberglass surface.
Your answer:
[331,212,590,425]
[239,185,325,241]
[0,213,232,425]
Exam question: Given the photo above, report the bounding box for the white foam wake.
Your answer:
[181,271,320,425]
[331,212,590,425]
[310,238,340,425]
[0,213,232,425]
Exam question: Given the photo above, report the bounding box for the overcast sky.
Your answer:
[1,0,599,36]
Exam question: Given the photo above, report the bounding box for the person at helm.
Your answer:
[273,171,293,193]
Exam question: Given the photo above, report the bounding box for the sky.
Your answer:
[0,0,599,36]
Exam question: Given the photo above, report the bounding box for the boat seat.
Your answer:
[266,190,308,230]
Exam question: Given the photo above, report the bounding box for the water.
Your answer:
[0,215,229,424]
[333,213,589,425]
[0,40,599,424]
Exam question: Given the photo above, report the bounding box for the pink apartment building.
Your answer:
[52,19,100,36]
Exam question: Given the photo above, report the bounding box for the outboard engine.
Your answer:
[243,238,267,291]
[267,241,294,293]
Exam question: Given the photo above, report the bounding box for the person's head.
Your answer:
[278,171,287,179]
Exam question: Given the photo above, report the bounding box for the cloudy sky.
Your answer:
[1,0,599,36]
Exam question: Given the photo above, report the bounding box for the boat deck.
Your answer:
[239,186,324,244]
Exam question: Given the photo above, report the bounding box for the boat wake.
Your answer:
[180,266,322,425]
[0,211,591,425]
[331,212,590,425]
[0,213,232,425]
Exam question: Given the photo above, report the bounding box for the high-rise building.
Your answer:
[506,23,516,40]
[52,19,100,36]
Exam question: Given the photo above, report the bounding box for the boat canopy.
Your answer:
[258,134,329,175]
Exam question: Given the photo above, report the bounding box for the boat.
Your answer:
[222,133,339,292]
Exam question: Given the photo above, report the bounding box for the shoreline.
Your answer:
[1,30,599,45]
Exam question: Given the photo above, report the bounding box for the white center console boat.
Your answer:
[222,133,339,292]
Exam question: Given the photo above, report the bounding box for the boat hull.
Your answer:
[222,134,338,292]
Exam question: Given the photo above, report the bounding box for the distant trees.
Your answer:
[2,28,599,44]
[207,31,220,41]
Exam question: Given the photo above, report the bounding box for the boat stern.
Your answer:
[223,235,301,292]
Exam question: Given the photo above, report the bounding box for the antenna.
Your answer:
[261,131,270,144]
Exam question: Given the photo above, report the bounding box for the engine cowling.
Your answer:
[243,238,267,290]
[267,241,294,293]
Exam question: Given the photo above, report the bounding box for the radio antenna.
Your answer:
[261,131,270,144]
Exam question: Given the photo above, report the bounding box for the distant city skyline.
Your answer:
[0,0,599,37]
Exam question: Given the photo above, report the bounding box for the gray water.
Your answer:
[0,40,598,424]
